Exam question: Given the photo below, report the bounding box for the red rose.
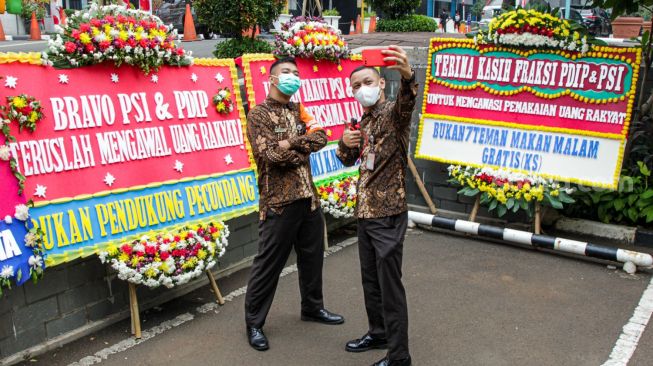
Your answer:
[105,15,115,24]
[71,30,81,40]
[90,19,102,28]
[139,39,148,48]
[121,244,132,255]
[160,251,170,260]
[99,40,111,50]
[136,251,145,257]
[85,44,95,53]
[176,48,185,56]
[128,38,137,47]
[79,23,91,32]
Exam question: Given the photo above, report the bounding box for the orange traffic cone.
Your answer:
[59,7,66,25]
[355,15,362,34]
[369,15,376,33]
[0,18,5,41]
[349,20,357,34]
[182,4,197,42]
[29,11,41,41]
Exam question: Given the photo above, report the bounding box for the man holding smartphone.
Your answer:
[337,46,417,366]
[244,57,344,352]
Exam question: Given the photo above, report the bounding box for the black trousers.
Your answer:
[245,199,325,328]
[358,212,410,361]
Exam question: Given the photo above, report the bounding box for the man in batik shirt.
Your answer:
[337,46,417,366]
[244,57,344,351]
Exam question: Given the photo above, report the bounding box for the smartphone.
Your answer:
[362,48,396,67]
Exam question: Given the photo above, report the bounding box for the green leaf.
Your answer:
[489,199,498,211]
[642,190,653,199]
[497,205,507,217]
[646,209,653,223]
[546,193,564,209]
[628,194,639,206]
[506,198,515,210]
[558,191,575,204]
[512,202,520,213]
[628,207,639,223]
[16,268,22,282]
[465,188,480,197]
[639,161,651,177]
[614,198,625,211]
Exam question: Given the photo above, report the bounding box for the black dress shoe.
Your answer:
[372,356,412,366]
[345,333,388,352]
[246,327,269,351]
[300,308,345,324]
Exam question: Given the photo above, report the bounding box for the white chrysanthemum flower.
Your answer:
[0,265,13,279]
[0,145,11,161]
[28,255,43,268]
[14,204,29,221]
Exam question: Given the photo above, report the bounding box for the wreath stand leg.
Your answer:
[206,270,225,305]
[128,283,142,339]
[468,195,481,222]
[323,215,329,251]
[534,201,542,235]
[408,157,437,214]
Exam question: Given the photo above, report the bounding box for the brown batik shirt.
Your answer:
[247,97,327,221]
[336,74,418,219]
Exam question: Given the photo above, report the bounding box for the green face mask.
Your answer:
[273,73,302,96]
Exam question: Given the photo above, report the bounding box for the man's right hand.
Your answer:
[342,129,362,148]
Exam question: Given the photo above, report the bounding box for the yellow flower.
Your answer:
[29,111,38,123]
[79,33,91,44]
[197,249,207,260]
[130,256,140,267]
[160,262,169,273]
[260,66,267,75]
[144,267,157,278]
[11,97,26,108]
[107,244,119,256]
[524,193,532,201]
[119,30,129,41]
[551,189,559,197]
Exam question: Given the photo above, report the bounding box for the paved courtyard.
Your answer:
[16,226,653,366]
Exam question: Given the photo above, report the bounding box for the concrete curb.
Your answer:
[409,203,652,248]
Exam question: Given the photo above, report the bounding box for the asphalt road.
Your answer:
[16,227,653,366]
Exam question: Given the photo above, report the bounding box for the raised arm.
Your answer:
[382,45,418,132]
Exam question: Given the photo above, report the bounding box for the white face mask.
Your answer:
[354,85,381,107]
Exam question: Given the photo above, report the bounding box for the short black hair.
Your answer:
[349,66,381,79]
[270,57,297,74]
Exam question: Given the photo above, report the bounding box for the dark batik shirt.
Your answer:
[247,97,327,220]
[336,76,418,219]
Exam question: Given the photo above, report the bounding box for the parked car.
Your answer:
[479,0,503,27]
[153,0,209,37]
[579,7,612,37]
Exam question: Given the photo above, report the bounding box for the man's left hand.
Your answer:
[382,45,413,80]
[279,140,291,150]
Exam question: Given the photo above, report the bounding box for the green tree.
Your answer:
[471,0,485,19]
[195,0,284,39]
[369,0,421,20]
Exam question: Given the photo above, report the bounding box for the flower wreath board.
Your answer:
[415,11,641,225]
[0,3,258,337]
